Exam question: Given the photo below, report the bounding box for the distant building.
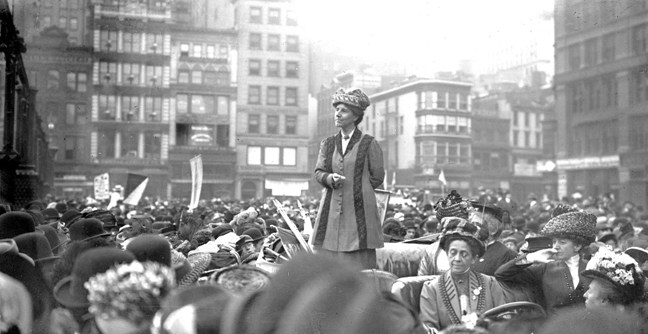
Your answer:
[15,0,91,46]
[554,0,648,204]
[369,79,473,198]
[234,0,311,199]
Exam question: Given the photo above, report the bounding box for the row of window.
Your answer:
[249,33,299,52]
[247,146,296,166]
[38,16,79,31]
[41,0,81,9]
[249,6,297,26]
[36,70,88,92]
[247,114,297,135]
[418,141,471,166]
[570,125,618,156]
[176,124,229,148]
[99,30,165,54]
[563,0,647,33]
[248,86,298,106]
[418,91,470,111]
[176,69,229,86]
[96,130,162,161]
[473,152,509,171]
[179,43,229,59]
[249,60,299,78]
[512,130,542,149]
[566,73,618,113]
[99,62,163,86]
[98,95,165,122]
[512,111,543,129]
[416,115,471,135]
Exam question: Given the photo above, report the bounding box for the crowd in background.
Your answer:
[0,186,647,333]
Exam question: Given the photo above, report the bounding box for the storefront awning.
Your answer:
[265,179,309,197]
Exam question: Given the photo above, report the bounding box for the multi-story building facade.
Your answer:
[168,0,238,199]
[15,0,91,46]
[554,0,648,204]
[234,0,310,199]
[369,79,473,198]
[24,27,95,198]
[471,95,513,193]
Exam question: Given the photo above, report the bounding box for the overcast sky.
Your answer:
[296,0,554,75]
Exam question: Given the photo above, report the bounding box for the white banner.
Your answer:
[94,173,110,200]
[189,155,203,210]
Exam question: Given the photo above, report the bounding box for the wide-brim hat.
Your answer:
[471,202,505,222]
[242,228,264,243]
[68,218,111,242]
[177,253,211,287]
[599,232,618,244]
[211,265,271,295]
[35,225,67,254]
[625,247,648,264]
[13,232,58,264]
[581,251,645,305]
[522,236,553,253]
[439,217,486,257]
[541,211,596,243]
[126,234,172,267]
[41,208,60,221]
[434,190,471,222]
[82,210,117,229]
[0,212,36,239]
[53,248,135,308]
[0,239,35,265]
[61,210,82,228]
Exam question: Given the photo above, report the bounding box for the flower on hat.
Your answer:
[85,261,175,324]
[585,248,640,286]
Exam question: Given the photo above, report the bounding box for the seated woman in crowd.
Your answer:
[419,217,506,332]
[495,206,597,316]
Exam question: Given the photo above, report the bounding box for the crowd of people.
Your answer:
[0,187,646,333]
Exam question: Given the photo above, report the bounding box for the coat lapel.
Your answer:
[335,132,343,157]
[344,129,362,156]
[443,271,462,320]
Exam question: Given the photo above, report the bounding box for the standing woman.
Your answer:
[495,206,597,316]
[312,87,385,269]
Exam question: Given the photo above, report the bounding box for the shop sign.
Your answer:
[556,155,619,170]
[514,163,541,177]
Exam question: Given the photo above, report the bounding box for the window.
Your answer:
[437,91,446,108]
[123,63,140,85]
[584,38,598,67]
[250,6,262,23]
[146,33,163,54]
[536,132,542,149]
[268,8,280,24]
[286,11,297,26]
[513,130,519,146]
[267,115,279,134]
[42,16,51,26]
[177,94,188,113]
[524,112,530,127]
[98,129,116,159]
[99,95,117,120]
[192,44,202,57]
[176,70,189,84]
[100,30,118,51]
[99,61,117,83]
[248,115,260,133]
[219,45,228,59]
[632,69,648,104]
[121,132,139,157]
[602,33,615,63]
[285,116,297,134]
[286,61,298,78]
[206,45,215,58]
[248,85,261,104]
[459,94,468,110]
[63,136,84,161]
[123,32,141,53]
[286,35,299,52]
[203,70,220,85]
[248,146,261,165]
[65,103,87,125]
[283,148,296,166]
[524,131,530,147]
[267,60,280,77]
[568,44,581,70]
[70,0,78,9]
[216,124,229,147]
[633,23,648,55]
[249,33,261,50]
[180,43,189,57]
[144,132,161,159]
[602,74,617,108]
[400,116,404,134]
[122,96,139,121]
[264,147,280,165]
[59,17,66,28]
[267,87,279,105]
[217,96,229,116]
[47,70,59,90]
[191,70,202,84]
[449,94,457,109]
[268,34,280,51]
[249,59,261,76]
[285,87,297,106]
[190,95,215,114]
[144,97,163,122]
[29,70,37,88]
[65,72,87,92]
[145,65,162,86]
[69,18,78,30]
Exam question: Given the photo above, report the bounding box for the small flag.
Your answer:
[189,155,203,210]
[438,170,447,186]
[123,173,149,206]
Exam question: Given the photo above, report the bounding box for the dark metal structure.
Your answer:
[0,1,54,207]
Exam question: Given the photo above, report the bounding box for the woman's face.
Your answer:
[334,104,358,129]
[447,240,477,274]
[584,279,609,309]
[552,238,580,261]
